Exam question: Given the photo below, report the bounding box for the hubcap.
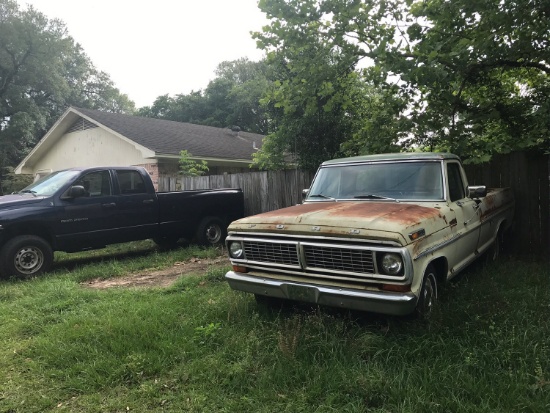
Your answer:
[206,224,221,243]
[14,246,44,275]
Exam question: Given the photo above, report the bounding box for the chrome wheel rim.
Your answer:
[14,246,44,275]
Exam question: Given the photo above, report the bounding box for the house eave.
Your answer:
[151,153,254,165]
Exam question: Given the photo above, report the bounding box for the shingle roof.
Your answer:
[73,107,264,160]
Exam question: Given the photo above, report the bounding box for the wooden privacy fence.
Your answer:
[158,169,316,217]
[159,151,549,257]
[463,151,549,257]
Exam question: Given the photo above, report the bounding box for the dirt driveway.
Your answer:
[82,255,229,289]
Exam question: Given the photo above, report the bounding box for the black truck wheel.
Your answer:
[0,235,53,278]
[415,264,438,319]
[195,217,226,246]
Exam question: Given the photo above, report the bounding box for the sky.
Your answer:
[22,0,270,108]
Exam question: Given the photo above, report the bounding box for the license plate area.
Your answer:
[285,284,318,303]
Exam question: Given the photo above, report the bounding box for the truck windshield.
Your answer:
[307,161,444,201]
[19,170,81,197]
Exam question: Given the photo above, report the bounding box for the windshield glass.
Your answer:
[19,170,81,197]
[307,161,444,201]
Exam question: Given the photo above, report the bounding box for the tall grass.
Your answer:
[0,244,548,412]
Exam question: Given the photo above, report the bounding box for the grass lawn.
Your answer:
[0,241,548,412]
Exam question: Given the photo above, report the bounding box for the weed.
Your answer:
[277,315,302,358]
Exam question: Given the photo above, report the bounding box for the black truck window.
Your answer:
[75,171,111,197]
[116,170,147,194]
[447,163,465,202]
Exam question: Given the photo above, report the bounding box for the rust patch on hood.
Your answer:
[238,202,442,227]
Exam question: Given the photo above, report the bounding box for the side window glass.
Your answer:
[447,163,465,202]
[74,171,111,197]
[116,170,147,194]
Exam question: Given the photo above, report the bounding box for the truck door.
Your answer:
[445,162,482,274]
[113,169,158,242]
[56,170,118,250]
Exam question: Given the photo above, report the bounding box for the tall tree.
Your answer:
[138,58,270,135]
[251,0,406,170]
[0,0,134,177]
[255,0,549,162]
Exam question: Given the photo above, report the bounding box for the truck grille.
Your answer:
[303,244,375,273]
[230,235,408,283]
[241,239,376,276]
[243,240,299,266]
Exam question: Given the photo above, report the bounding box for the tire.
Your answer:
[195,217,226,246]
[484,233,501,265]
[415,264,438,319]
[0,235,53,278]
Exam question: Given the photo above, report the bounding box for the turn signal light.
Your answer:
[232,265,248,273]
[381,284,411,292]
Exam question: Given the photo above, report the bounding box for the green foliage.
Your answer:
[0,247,548,411]
[138,58,270,135]
[254,0,549,163]
[0,166,32,194]
[251,0,410,170]
[0,0,135,173]
[178,150,209,177]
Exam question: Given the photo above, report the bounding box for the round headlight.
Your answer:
[381,253,403,275]
[229,241,244,259]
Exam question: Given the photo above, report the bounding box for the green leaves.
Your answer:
[251,0,549,164]
[178,150,209,177]
[0,0,134,180]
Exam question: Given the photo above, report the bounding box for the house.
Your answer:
[15,106,264,190]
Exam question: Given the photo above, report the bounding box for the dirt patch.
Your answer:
[82,256,229,289]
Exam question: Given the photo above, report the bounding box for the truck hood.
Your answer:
[0,194,46,210]
[230,201,448,245]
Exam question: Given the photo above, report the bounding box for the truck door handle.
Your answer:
[101,202,117,208]
[143,199,154,204]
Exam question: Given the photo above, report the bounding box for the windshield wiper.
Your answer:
[354,194,399,202]
[19,189,38,197]
[308,193,336,201]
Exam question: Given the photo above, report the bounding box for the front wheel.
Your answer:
[484,233,501,265]
[0,235,53,278]
[195,217,226,246]
[415,264,438,319]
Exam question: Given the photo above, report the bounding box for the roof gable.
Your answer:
[73,107,264,160]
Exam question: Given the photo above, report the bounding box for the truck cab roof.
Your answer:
[321,152,461,166]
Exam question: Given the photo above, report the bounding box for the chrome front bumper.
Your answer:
[225,271,418,316]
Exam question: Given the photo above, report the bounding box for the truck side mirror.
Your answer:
[302,189,309,201]
[468,185,487,198]
[65,185,87,199]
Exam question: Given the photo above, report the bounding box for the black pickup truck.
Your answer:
[0,166,244,278]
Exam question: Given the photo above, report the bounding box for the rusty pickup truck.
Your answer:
[224,152,514,317]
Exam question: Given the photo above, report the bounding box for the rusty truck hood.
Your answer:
[229,201,448,245]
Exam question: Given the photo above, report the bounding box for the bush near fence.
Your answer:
[158,152,549,257]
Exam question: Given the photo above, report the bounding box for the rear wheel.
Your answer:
[195,217,226,246]
[415,264,438,319]
[0,235,53,278]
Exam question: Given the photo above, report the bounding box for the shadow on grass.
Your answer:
[51,240,190,273]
